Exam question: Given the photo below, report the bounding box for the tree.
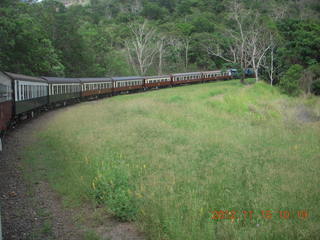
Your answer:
[300,64,320,94]
[206,1,275,83]
[125,21,158,75]
[246,16,272,82]
[156,34,167,75]
[279,64,304,96]
[206,0,250,83]
[277,19,320,67]
[0,3,64,76]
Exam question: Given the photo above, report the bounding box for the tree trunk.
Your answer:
[240,70,245,84]
[255,69,259,82]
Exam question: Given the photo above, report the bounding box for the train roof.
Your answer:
[79,77,112,83]
[145,75,170,79]
[112,76,144,81]
[5,72,47,83]
[42,77,81,84]
[0,72,11,83]
[172,72,202,76]
[202,70,222,73]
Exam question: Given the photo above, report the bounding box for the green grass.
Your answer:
[24,79,320,239]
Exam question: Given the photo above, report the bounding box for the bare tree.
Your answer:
[261,35,280,85]
[125,21,158,75]
[206,0,273,83]
[166,35,184,70]
[156,35,167,75]
[181,37,191,71]
[246,18,272,82]
[206,0,250,83]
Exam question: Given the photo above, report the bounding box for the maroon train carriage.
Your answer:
[144,75,171,89]
[203,70,232,82]
[203,70,222,82]
[171,72,203,85]
[79,77,113,99]
[0,72,13,150]
[5,72,49,117]
[112,76,144,94]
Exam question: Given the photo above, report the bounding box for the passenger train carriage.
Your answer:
[172,72,203,85]
[202,70,231,82]
[6,72,48,116]
[0,68,253,151]
[79,77,113,99]
[42,77,81,106]
[112,76,144,93]
[0,73,13,150]
[144,75,171,89]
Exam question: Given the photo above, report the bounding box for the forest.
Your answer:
[0,0,319,95]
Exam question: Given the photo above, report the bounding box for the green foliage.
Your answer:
[279,64,304,96]
[92,165,138,221]
[280,64,303,96]
[0,0,319,82]
[277,19,320,67]
[0,4,64,76]
[142,2,168,20]
[309,63,320,95]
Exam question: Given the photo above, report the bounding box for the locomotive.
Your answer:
[0,69,241,151]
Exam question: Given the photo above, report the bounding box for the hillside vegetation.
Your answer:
[25,80,320,240]
[1,0,319,95]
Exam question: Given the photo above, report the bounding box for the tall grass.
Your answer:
[25,80,320,239]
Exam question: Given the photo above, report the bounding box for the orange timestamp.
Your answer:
[211,210,309,221]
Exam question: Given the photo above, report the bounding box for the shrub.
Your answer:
[92,167,138,221]
[309,64,320,95]
[279,64,304,96]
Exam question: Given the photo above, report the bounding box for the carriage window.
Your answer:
[20,85,23,100]
[24,85,28,99]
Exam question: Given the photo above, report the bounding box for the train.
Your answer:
[0,69,247,151]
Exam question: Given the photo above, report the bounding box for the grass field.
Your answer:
[25,79,320,240]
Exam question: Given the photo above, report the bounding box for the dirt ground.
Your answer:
[0,108,145,240]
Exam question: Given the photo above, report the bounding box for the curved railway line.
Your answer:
[0,69,253,151]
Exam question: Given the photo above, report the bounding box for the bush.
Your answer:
[92,167,138,221]
[279,64,304,96]
[309,64,320,95]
